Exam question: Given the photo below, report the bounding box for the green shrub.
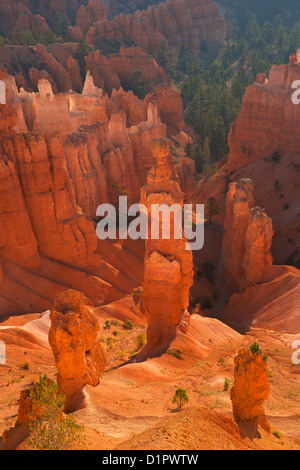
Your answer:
[123,319,133,330]
[26,375,86,450]
[272,429,282,439]
[136,333,146,349]
[167,348,184,360]
[106,337,115,347]
[249,342,262,354]
[172,388,189,410]
[224,378,230,391]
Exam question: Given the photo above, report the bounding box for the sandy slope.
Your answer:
[0,296,299,450]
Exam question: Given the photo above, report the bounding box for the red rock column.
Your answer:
[231,348,271,433]
[49,290,106,412]
[222,178,274,291]
[141,139,194,352]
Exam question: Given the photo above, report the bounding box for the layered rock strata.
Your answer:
[77,0,226,55]
[49,290,106,411]
[227,58,300,171]
[0,72,194,316]
[231,348,271,433]
[222,179,273,291]
[141,139,194,351]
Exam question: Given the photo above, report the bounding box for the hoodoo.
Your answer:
[141,139,194,352]
[49,290,106,412]
[222,179,273,291]
[231,349,271,433]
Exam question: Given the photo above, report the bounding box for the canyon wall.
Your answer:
[227,59,300,171]
[221,178,299,333]
[0,72,193,316]
[0,0,86,36]
[0,0,50,36]
[0,43,170,97]
[71,0,226,55]
[141,139,194,352]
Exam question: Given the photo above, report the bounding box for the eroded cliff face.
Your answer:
[227,59,300,171]
[0,71,193,316]
[90,47,170,95]
[141,139,194,352]
[0,0,50,36]
[231,349,271,433]
[49,290,106,411]
[0,42,169,99]
[222,179,274,292]
[73,0,225,55]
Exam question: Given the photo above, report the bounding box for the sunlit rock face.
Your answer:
[141,139,194,352]
[227,59,300,171]
[231,349,271,433]
[222,179,273,292]
[0,71,194,317]
[49,290,106,412]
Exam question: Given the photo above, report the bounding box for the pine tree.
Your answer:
[205,197,220,223]
[172,388,189,410]
[157,41,179,79]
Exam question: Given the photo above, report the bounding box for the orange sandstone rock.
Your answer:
[83,0,226,55]
[49,290,106,411]
[0,72,188,316]
[231,349,271,433]
[243,207,274,286]
[222,179,273,291]
[0,156,39,271]
[0,0,49,36]
[176,157,196,202]
[76,0,108,36]
[141,139,194,352]
[145,85,184,133]
[227,60,300,171]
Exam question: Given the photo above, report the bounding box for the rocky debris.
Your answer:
[222,179,273,291]
[231,348,271,433]
[80,0,225,55]
[49,290,106,411]
[141,139,194,351]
